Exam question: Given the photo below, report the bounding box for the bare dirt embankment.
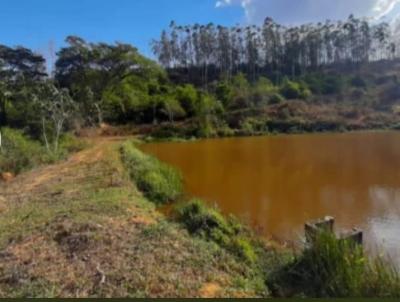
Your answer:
[0,136,264,298]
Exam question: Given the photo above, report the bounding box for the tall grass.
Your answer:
[175,199,258,263]
[0,128,85,174]
[268,231,400,298]
[0,128,48,174]
[120,141,183,204]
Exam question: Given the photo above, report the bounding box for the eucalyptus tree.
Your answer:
[373,22,391,60]
[152,30,173,68]
[153,16,397,85]
[216,25,232,79]
[245,25,260,81]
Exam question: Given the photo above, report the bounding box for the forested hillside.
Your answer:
[1,16,400,167]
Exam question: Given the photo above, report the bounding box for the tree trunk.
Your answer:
[42,117,50,152]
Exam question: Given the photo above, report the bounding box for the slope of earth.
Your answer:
[0,137,265,298]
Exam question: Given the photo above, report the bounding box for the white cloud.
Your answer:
[373,0,400,18]
[215,0,231,8]
[216,0,400,24]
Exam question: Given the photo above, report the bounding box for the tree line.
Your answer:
[152,15,396,85]
[1,15,400,146]
[0,35,222,141]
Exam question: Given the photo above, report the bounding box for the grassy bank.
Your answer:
[120,141,273,289]
[120,141,183,204]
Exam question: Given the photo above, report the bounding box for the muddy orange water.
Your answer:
[141,131,400,262]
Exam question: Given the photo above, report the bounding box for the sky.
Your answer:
[1,0,400,61]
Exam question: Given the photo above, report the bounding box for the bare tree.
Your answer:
[36,83,76,153]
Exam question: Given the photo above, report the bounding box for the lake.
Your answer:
[141,131,400,263]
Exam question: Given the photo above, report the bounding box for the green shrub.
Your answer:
[175,199,234,237]
[280,80,311,99]
[58,133,87,154]
[230,237,257,263]
[251,77,278,106]
[175,84,198,116]
[268,231,400,297]
[217,123,235,137]
[240,119,255,135]
[269,93,285,104]
[175,199,257,263]
[0,128,47,174]
[196,118,217,138]
[121,141,183,204]
[303,74,346,95]
[322,76,346,95]
[215,81,234,107]
[351,76,367,88]
[160,96,187,122]
[239,118,268,135]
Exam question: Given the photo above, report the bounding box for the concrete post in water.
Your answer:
[304,216,363,248]
[339,228,363,246]
[304,216,335,243]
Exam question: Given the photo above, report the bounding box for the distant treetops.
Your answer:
[152,16,396,85]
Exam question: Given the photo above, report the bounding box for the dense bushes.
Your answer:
[120,141,183,203]
[269,93,285,104]
[268,232,400,298]
[351,75,368,88]
[0,128,85,174]
[280,79,311,100]
[303,73,345,95]
[175,84,198,117]
[239,118,268,135]
[0,128,48,174]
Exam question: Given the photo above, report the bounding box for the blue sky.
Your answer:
[0,0,242,58]
[1,0,400,61]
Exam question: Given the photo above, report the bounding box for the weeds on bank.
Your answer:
[174,199,259,263]
[120,141,183,204]
[268,231,400,298]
